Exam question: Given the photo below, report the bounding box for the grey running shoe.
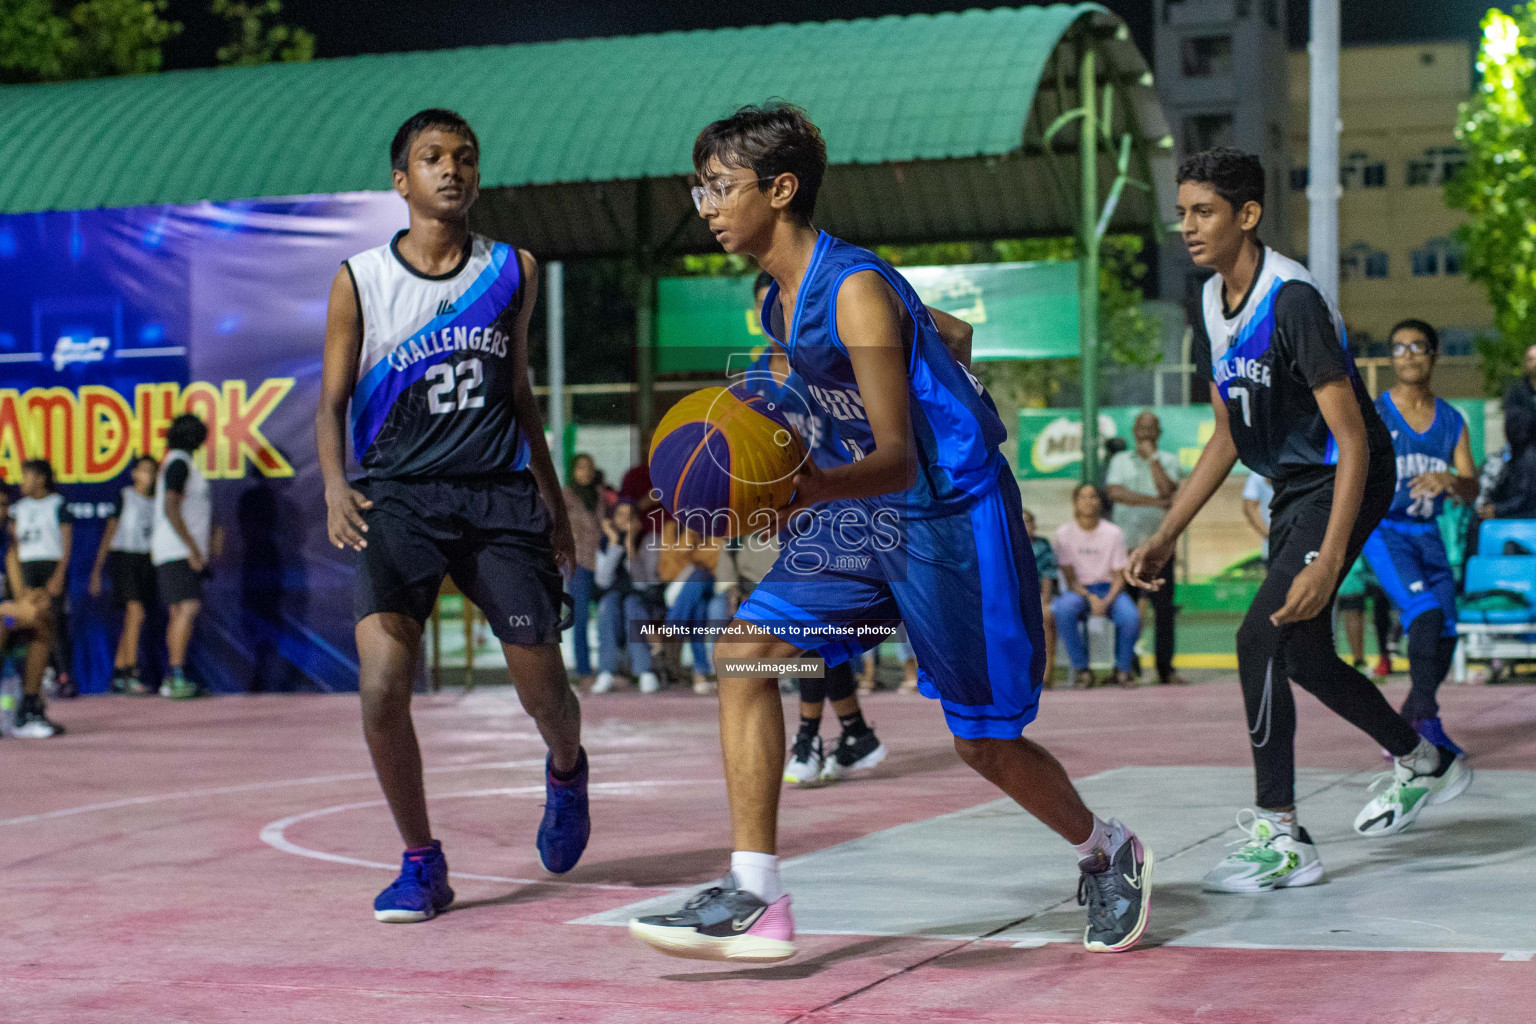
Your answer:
[629,873,796,962]
[1076,825,1153,953]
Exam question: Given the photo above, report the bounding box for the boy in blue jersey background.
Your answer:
[629,103,1152,963]
[1361,319,1478,754]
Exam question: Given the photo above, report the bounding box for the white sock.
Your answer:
[730,851,783,903]
[1071,815,1127,861]
[1257,807,1298,838]
[1399,737,1441,775]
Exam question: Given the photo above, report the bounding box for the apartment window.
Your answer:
[1181,35,1233,78]
[1290,166,1309,191]
[1407,147,1467,187]
[1184,113,1234,154]
[1342,151,1387,189]
[1411,237,1465,277]
[1342,243,1390,281]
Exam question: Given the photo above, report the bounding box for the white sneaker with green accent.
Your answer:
[1201,811,1324,893]
[1353,750,1472,837]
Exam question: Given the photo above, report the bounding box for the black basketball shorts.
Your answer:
[353,472,570,646]
[109,551,157,605]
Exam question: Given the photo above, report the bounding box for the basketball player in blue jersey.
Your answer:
[1361,319,1477,756]
[1126,150,1470,898]
[742,272,889,786]
[316,109,589,923]
[629,103,1152,962]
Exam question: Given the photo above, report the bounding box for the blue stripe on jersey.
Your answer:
[350,245,518,459]
[1213,278,1282,403]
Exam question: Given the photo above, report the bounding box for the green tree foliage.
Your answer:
[0,0,181,84]
[1448,5,1536,393]
[211,0,313,67]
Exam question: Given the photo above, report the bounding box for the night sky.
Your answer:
[162,0,1519,71]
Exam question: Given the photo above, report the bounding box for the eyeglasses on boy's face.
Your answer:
[691,175,777,213]
[1391,341,1431,356]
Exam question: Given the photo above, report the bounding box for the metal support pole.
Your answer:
[546,259,565,481]
[635,182,656,453]
[635,270,655,446]
[1308,0,1341,305]
[1079,44,1102,485]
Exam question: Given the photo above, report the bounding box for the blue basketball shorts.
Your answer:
[1361,521,1457,636]
[734,465,1045,740]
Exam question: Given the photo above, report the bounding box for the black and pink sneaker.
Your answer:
[629,874,796,962]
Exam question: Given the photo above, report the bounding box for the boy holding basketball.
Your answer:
[315,109,588,923]
[629,103,1151,962]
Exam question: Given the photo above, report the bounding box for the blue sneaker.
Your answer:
[373,840,454,922]
[1412,717,1465,759]
[537,748,590,874]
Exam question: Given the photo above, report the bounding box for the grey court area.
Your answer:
[576,766,1536,953]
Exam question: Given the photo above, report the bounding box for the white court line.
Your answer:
[259,780,710,892]
[0,754,656,828]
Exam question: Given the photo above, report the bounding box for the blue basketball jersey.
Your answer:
[761,232,1006,515]
[739,346,845,469]
[1376,392,1465,523]
[346,233,529,480]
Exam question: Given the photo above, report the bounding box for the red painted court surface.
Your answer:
[5,679,1536,1024]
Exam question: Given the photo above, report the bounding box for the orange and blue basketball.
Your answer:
[647,384,806,537]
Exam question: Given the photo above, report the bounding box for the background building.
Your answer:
[1288,41,1492,357]
[1153,0,1293,306]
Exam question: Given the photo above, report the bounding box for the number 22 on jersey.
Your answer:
[425,357,486,415]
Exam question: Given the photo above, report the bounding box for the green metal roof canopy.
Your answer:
[0,4,1172,258]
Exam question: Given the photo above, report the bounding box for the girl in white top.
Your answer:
[9,458,75,700]
[152,415,214,698]
[89,456,159,693]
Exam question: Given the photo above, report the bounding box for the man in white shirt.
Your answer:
[1242,471,1274,561]
[1104,412,1185,685]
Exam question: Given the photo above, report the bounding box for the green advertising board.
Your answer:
[656,260,1081,374]
[1017,399,1487,481]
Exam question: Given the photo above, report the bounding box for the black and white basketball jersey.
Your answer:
[346,231,530,480]
[10,493,70,563]
[110,487,154,554]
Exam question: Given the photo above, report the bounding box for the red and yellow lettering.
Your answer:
[0,390,25,483]
[81,386,133,482]
[222,378,294,478]
[135,382,179,459]
[23,388,78,481]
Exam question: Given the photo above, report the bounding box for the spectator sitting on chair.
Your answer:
[1052,484,1140,690]
[1105,411,1187,685]
[657,519,720,694]
[1021,507,1059,688]
[562,453,602,687]
[1490,343,1536,520]
[591,502,660,695]
[1242,471,1273,562]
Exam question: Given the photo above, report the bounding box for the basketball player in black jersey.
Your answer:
[1127,149,1467,895]
[316,109,588,922]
